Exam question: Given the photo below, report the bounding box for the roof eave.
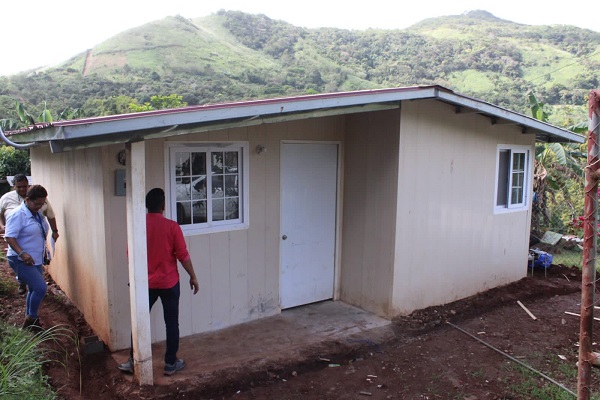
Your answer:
[9,86,585,150]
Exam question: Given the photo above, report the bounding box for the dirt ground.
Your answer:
[1,259,599,400]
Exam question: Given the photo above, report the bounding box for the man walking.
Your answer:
[118,187,199,376]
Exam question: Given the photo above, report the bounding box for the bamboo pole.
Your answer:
[578,90,600,399]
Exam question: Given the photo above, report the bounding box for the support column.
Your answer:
[578,90,600,399]
[126,140,153,385]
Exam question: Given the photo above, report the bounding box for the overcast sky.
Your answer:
[1,0,597,76]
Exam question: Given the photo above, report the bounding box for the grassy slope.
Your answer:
[1,10,598,124]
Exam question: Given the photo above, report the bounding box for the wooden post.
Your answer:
[126,141,153,385]
[578,90,600,399]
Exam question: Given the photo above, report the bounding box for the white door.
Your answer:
[280,142,338,309]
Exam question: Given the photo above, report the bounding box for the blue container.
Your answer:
[530,250,553,269]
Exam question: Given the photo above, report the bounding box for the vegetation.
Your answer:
[0,321,77,399]
[0,324,57,399]
[0,146,30,179]
[0,10,596,124]
[0,8,595,242]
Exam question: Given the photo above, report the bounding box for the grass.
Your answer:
[552,249,583,268]
[505,365,577,399]
[0,269,79,399]
[0,324,71,399]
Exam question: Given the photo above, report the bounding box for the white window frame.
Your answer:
[165,142,249,235]
[494,144,532,214]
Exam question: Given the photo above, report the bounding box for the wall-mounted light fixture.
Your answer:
[117,149,127,165]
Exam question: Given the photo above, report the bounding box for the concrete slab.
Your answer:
[113,300,394,386]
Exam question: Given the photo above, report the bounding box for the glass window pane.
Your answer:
[176,177,191,201]
[212,176,224,198]
[225,175,239,196]
[497,150,509,206]
[191,176,207,200]
[212,199,224,221]
[177,202,191,225]
[510,172,524,205]
[511,187,523,204]
[212,152,224,174]
[224,152,238,173]
[225,198,239,220]
[192,200,207,223]
[191,152,206,175]
[175,152,190,176]
[512,153,525,171]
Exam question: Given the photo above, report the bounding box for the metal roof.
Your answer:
[9,85,585,152]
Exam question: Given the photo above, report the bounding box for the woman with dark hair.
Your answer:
[4,185,50,331]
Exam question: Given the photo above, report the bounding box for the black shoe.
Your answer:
[18,282,27,295]
[22,316,44,333]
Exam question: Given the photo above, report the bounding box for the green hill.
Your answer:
[1,10,598,127]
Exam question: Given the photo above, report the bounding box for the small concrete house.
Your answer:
[9,85,583,354]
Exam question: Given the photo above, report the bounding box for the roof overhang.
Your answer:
[8,85,585,152]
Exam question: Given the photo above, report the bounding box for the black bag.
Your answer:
[43,247,51,265]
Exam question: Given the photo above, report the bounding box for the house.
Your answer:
[8,85,584,380]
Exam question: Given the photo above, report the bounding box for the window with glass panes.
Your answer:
[495,145,530,212]
[168,143,246,232]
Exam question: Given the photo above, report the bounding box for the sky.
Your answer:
[1,1,597,77]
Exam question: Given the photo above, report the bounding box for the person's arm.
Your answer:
[172,222,198,293]
[180,259,199,294]
[0,200,7,231]
[5,237,34,265]
[43,200,59,241]
[48,217,59,241]
[0,211,6,232]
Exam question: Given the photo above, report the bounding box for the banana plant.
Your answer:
[528,91,587,234]
[8,100,84,130]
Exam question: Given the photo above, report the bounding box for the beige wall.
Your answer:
[108,117,346,348]
[391,100,535,315]
[31,146,113,344]
[339,109,401,316]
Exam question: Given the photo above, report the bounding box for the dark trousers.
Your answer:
[130,281,181,365]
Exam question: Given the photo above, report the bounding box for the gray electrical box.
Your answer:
[115,169,126,196]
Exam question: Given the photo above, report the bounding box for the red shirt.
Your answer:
[146,213,190,289]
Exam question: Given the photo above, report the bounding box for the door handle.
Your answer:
[282,235,288,240]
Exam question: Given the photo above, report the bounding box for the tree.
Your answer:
[0,101,83,181]
[128,94,187,112]
[528,91,587,235]
[0,145,30,179]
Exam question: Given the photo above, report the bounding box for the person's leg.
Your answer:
[160,282,180,365]
[119,289,160,372]
[128,289,160,359]
[16,263,47,319]
[7,255,26,293]
[7,255,18,276]
[131,290,160,359]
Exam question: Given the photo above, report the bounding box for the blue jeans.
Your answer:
[8,256,47,319]
[130,281,181,365]
[7,256,22,284]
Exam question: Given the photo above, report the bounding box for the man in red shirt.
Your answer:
[119,188,199,376]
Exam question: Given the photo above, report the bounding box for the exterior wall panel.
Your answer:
[392,100,535,315]
[340,109,400,317]
[30,146,113,345]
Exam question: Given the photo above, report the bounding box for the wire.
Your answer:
[447,321,577,397]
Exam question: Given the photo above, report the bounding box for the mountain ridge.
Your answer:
[0,9,597,127]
